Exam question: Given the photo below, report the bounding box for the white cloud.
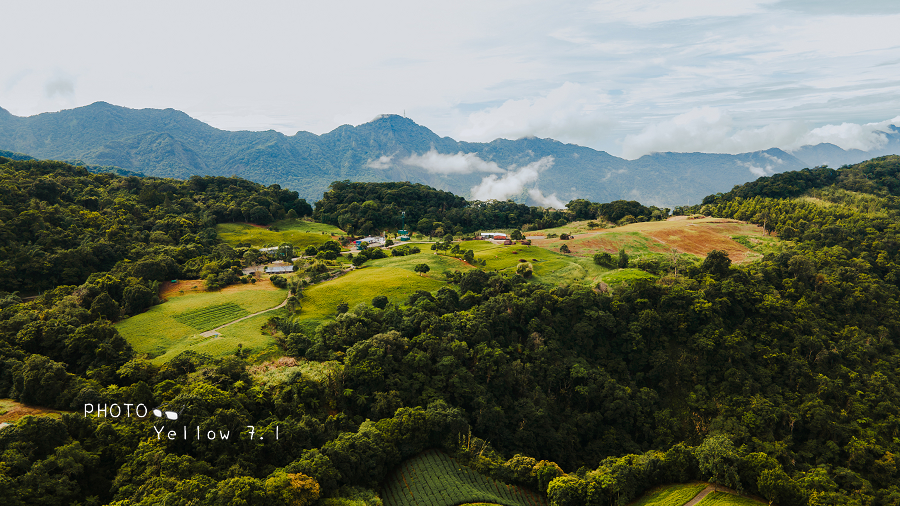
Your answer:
[528,188,567,208]
[737,160,775,178]
[470,156,554,201]
[622,107,900,158]
[797,120,896,151]
[761,152,783,164]
[457,82,614,148]
[366,154,394,169]
[400,149,504,175]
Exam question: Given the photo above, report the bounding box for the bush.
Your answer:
[617,249,629,268]
[371,295,389,309]
[593,252,613,267]
[270,274,288,288]
[516,262,533,278]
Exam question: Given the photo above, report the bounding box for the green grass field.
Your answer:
[524,220,610,237]
[291,253,458,331]
[116,285,287,363]
[382,450,548,506]
[217,219,344,249]
[463,241,609,286]
[696,492,766,506]
[629,483,707,506]
[600,268,657,286]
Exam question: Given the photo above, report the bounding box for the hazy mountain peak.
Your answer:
[0,102,895,207]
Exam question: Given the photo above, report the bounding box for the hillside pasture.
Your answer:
[116,282,287,363]
[382,450,548,506]
[524,220,611,237]
[530,218,778,264]
[217,219,344,249]
[628,483,708,506]
[289,253,456,331]
[463,241,609,285]
[696,492,767,506]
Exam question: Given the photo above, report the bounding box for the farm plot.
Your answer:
[382,450,548,506]
[116,284,286,363]
[173,303,250,331]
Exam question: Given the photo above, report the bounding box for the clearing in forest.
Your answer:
[381,450,548,506]
[0,399,70,424]
[695,492,767,506]
[116,282,288,363]
[287,253,461,332]
[217,219,344,249]
[628,483,708,506]
[463,240,610,286]
[627,483,766,506]
[530,217,780,264]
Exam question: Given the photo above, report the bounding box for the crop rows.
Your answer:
[173,303,250,331]
[382,450,549,506]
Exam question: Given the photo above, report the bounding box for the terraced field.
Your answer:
[382,451,548,506]
[173,303,250,331]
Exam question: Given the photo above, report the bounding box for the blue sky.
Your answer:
[3,0,899,158]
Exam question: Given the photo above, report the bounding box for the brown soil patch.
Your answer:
[640,222,765,263]
[531,218,771,263]
[0,399,69,424]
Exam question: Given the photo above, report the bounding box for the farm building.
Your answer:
[265,265,294,274]
[355,236,385,247]
[477,232,508,240]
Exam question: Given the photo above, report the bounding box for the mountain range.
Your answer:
[1,102,897,207]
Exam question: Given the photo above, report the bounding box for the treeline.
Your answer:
[0,158,312,293]
[567,198,669,223]
[313,181,669,236]
[313,181,570,236]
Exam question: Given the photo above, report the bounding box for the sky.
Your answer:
[3,0,900,159]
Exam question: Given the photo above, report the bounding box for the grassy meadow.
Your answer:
[695,492,766,506]
[628,484,708,506]
[116,283,287,364]
[290,253,459,331]
[462,240,609,286]
[217,219,344,249]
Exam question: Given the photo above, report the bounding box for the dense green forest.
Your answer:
[2,156,900,505]
[313,180,667,235]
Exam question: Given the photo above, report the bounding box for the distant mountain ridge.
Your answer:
[1,102,897,207]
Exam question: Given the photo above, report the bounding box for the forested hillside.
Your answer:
[1,156,900,505]
[312,180,667,235]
